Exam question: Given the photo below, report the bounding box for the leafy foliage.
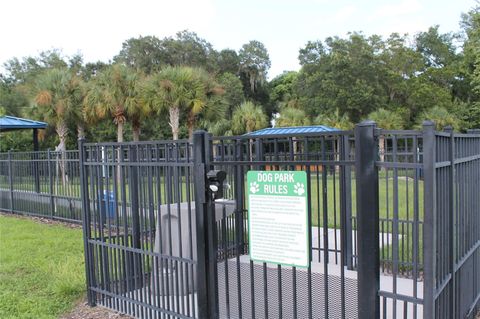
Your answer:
[231,101,268,134]
[3,12,480,150]
[276,107,310,127]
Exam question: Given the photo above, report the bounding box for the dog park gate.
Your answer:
[78,123,480,319]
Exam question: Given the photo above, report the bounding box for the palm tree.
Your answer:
[314,108,353,130]
[34,68,83,150]
[34,68,83,186]
[84,64,147,142]
[315,109,354,163]
[276,107,311,127]
[232,101,269,160]
[368,108,404,161]
[143,66,206,140]
[276,107,311,154]
[231,101,268,135]
[420,106,461,130]
[187,68,225,138]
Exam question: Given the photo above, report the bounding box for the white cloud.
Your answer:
[372,0,422,19]
[0,0,215,65]
[333,4,357,22]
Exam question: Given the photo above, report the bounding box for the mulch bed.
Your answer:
[60,300,132,319]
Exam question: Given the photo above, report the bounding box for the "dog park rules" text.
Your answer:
[247,170,309,267]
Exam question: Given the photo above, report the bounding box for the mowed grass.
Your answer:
[309,173,424,228]
[0,215,85,319]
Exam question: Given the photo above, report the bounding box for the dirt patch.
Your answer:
[60,300,132,319]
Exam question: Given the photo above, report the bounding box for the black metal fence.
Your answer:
[423,125,480,319]
[1,122,479,319]
[78,139,197,319]
[375,128,425,318]
[210,130,357,319]
[0,149,81,222]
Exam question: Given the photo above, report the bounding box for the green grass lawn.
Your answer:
[0,215,85,319]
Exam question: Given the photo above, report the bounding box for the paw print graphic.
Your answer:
[250,181,260,194]
[294,183,305,196]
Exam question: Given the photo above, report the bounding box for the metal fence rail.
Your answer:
[79,139,198,319]
[0,149,81,222]
[423,125,480,319]
[1,123,479,319]
[210,131,358,319]
[375,129,425,319]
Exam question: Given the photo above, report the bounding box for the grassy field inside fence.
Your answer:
[0,215,85,319]
[1,173,424,226]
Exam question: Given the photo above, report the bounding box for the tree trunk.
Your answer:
[115,119,125,187]
[249,70,256,93]
[379,136,385,162]
[132,123,141,142]
[77,125,85,139]
[56,120,68,187]
[187,112,195,140]
[117,122,124,143]
[169,106,180,140]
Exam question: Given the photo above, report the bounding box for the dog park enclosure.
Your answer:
[1,123,480,318]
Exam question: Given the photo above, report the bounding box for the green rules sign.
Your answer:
[247,170,309,268]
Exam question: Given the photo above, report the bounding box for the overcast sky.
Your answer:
[0,0,475,79]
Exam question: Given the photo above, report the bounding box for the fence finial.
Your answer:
[357,120,376,127]
[422,120,435,127]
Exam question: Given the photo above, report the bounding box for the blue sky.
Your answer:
[0,0,475,78]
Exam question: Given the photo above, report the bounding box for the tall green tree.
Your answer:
[215,73,244,118]
[0,77,28,117]
[217,49,240,74]
[276,107,310,127]
[419,106,461,130]
[186,68,224,138]
[114,35,165,74]
[368,108,404,161]
[33,68,84,185]
[238,40,271,94]
[368,108,404,130]
[143,66,206,140]
[314,109,353,130]
[269,71,301,113]
[296,33,386,122]
[84,64,147,142]
[231,101,268,135]
[33,68,83,151]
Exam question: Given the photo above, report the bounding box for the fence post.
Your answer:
[355,120,380,319]
[7,150,14,213]
[193,130,219,319]
[128,145,141,289]
[78,138,96,306]
[47,149,55,217]
[444,125,457,318]
[340,135,353,269]
[423,121,437,319]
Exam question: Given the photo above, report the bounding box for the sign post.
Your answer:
[247,170,309,268]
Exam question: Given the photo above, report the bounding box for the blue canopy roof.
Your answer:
[0,116,47,132]
[245,125,339,137]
